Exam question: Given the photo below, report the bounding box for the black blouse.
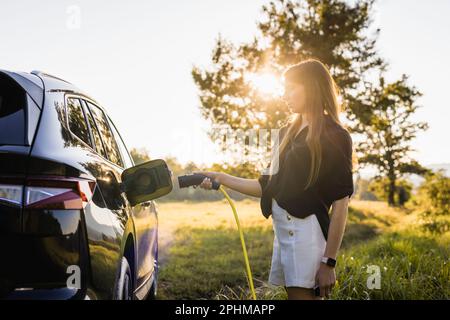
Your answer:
[258,115,354,240]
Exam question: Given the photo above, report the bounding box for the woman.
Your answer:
[197,59,354,300]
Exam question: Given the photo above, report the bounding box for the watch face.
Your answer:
[322,257,336,267]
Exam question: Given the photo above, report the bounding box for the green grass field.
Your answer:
[155,199,449,300]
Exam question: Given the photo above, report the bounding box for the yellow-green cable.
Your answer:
[219,185,257,300]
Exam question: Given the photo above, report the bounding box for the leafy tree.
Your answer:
[192,0,383,134]
[354,74,429,205]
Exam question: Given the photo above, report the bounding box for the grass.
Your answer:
[157,226,275,299]
[331,231,449,299]
[156,199,449,300]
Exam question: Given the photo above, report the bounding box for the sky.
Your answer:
[1,0,449,171]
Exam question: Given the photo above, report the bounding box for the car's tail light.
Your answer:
[0,177,95,209]
[0,184,23,205]
[25,177,96,210]
[25,186,79,208]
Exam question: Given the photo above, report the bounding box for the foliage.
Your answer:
[130,147,151,165]
[413,171,450,234]
[368,176,413,206]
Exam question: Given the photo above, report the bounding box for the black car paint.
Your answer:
[0,70,158,299]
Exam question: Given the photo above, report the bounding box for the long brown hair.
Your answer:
[270,59,344,189]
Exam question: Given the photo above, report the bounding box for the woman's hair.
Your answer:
[269,58,343,189]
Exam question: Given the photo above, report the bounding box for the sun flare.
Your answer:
[246,72,283,97]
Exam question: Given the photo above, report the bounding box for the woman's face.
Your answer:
[283,81,306,114]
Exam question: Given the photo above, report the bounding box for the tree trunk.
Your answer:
[388,176,396,206]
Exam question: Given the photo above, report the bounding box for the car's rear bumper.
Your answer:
[0,209,90,299]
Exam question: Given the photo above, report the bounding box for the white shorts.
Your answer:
[268,199,327,288]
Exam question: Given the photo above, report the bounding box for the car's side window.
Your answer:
[108,117,134,169]
[81,100,108,159]
[66,98,91,147]
[85,101,124,168]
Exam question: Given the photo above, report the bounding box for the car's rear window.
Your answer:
[67,97,91,147]
[86,101,124,167]
[0,75,26,145]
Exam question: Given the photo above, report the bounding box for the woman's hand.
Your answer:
[192,171,262,197]
[315,263,336,298]
[194,171,222,190]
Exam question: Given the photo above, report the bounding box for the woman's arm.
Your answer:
[195,171,262,197]
[324,196,349,259]
[315,195,350,298]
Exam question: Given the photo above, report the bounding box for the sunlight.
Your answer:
[246,72,283,97]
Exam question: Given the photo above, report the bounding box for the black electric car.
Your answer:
[0,70,172,299]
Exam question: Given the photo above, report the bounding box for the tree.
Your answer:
[130,147,151,165]
[192,0,383,136]
[354,74,429,205]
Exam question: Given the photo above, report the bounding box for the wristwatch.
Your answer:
[321,256,337,268]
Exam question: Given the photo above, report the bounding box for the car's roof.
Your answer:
[31,70,97,100]
[0,69,45,108]
[0,69,99,107]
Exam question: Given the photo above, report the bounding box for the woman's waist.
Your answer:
[271,196,329,218]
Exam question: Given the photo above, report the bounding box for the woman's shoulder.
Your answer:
[323,119,353,152]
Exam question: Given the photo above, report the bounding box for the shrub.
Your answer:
[415,171,450,234]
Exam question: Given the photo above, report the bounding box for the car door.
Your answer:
[64,96,122,298]
[85,100,156,290]
[106,115,158,290]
